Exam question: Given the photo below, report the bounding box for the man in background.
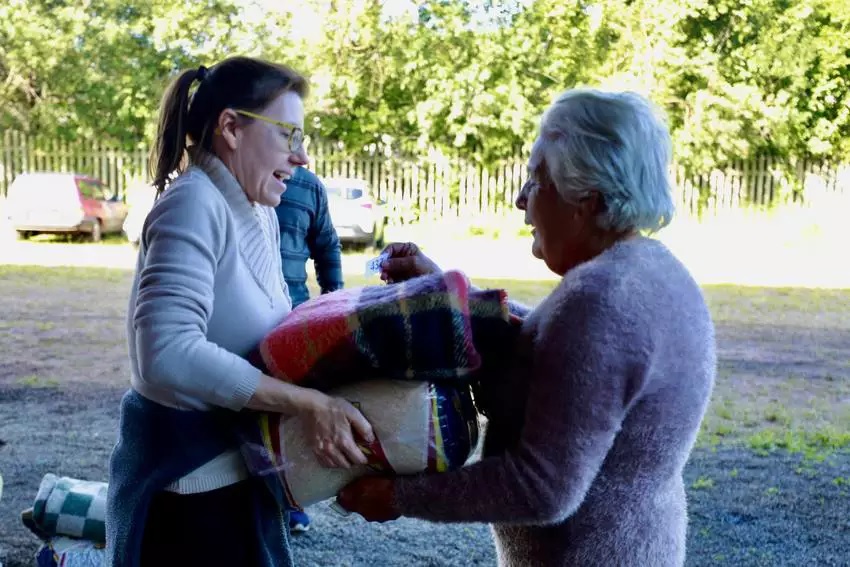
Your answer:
[275,165,344,532]
[277,166,344,309]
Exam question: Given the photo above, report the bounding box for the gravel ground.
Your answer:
[2,384,848,566]
[1,256,848,566]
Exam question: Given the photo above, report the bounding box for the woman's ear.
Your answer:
[216,109,241,151]
[579,191,605,218]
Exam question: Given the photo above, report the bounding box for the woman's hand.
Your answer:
[337,476,400,522]
[246,375,374,469]
[301,391,375,468]
[379,242,441,283]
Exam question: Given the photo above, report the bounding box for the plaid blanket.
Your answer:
[240,272,518,510]
[256,270,518,391]
[22,474,107,543]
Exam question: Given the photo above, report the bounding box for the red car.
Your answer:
[5,172,128,242]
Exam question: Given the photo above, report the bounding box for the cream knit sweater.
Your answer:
[127,152,291,493]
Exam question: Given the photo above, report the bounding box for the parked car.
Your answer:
[323,177,386,249]
[5,172,128,242]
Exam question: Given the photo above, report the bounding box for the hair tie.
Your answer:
[196,65,208,82]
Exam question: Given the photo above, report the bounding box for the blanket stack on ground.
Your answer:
[241,270,519,512]
[21,474,107,567]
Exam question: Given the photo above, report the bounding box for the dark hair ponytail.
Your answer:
[150,68,203,195]
[149,57,308,195]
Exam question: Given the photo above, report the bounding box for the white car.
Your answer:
[122,183,157,247]
[324,177,386,249]
[6,172,128,242]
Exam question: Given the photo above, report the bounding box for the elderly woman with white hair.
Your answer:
[337,88,717,567]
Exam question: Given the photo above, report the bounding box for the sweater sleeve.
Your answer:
[394,284,650,525]
[133,179,261,411]
[308,181,344,294]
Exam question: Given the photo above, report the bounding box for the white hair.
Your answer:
[528,88,675,233]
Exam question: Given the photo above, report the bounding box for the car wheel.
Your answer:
[90,221,102,243]
[15,230,31,241]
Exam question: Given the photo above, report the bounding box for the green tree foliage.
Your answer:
[1,0,848,173]
[0,0,290,148]
[671,0,850,173]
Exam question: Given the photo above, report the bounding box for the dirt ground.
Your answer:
[0,263,848,566]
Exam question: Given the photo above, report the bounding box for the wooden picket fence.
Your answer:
[1,130,847,223]
[0,131,149,200]
[309,141,529,223]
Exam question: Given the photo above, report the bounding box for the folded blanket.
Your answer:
[239,379,479,511]
[257,270,516,391]
[22,474,107,544]
[240,272,519,510]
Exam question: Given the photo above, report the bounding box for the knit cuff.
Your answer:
[228,366,261,412]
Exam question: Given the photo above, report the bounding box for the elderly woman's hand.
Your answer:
[337,476,400,522]
[379,242,441,283]
[301,391,375,468]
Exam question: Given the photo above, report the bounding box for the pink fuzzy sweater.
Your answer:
[394,237,716,566]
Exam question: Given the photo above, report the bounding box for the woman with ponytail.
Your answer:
[105,57,374,567]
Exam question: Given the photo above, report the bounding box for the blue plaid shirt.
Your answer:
[275,167,343,307]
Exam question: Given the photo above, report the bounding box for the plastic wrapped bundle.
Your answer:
[35,537,105,567]
[240,379,479,511]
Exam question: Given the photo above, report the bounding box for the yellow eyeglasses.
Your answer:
[234,109,304,153]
